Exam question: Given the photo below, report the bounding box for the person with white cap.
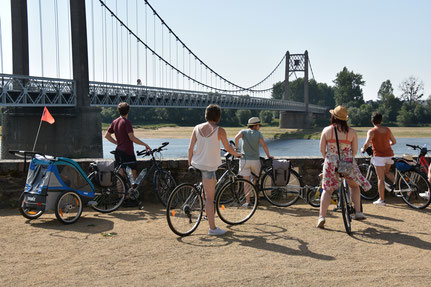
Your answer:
[234,117,273,207]
[317,105,371,228]
[361,112,397,206]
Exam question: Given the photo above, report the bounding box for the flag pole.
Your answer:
[32,120,43,152]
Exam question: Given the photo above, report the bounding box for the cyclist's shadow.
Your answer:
[179,223,335,261]
[352,220,431,250]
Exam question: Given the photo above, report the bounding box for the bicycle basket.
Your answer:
[94,161,115,187]
[272,159,291,186]
[395,161,413,172]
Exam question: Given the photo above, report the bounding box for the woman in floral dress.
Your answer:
[317,106,371,228]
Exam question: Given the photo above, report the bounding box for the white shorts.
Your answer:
[238,159,261,177]
[372,156,394,167]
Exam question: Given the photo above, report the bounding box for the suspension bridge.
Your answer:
[0,0,327,158]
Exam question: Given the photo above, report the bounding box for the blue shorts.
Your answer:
[200,170,216,180]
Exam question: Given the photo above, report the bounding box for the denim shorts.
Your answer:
[200,170,216,180]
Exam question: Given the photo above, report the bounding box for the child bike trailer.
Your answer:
[19,153,95,224]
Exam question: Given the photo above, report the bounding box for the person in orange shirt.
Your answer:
[361,112,397,206]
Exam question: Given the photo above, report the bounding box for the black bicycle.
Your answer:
[338,174,354,235]
[88,142,176,212]
[166,147,258,236]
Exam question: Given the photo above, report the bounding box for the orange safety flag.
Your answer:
[41,106,55,124]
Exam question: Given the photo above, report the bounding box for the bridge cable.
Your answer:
[54,0,60,78]
[99,0,279,93]
[38,0,44,77]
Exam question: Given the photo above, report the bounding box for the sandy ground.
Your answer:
[1,195,431,287]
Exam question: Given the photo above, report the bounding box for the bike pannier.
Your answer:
[272,160,291,186]
[96,161,115,187]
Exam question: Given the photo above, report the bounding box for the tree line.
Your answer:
[271,67,430,127]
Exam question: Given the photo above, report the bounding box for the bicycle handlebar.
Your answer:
[406,144,431,153]
[136,142,169,157]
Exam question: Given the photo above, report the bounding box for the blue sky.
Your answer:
[1,0,430,101]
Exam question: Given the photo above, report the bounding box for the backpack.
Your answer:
[272,160,291,186]
[95,161,115,187]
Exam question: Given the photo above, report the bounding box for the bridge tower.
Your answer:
[1,0,102,159]
[279,50,313,129]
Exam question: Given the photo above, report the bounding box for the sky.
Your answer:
[0,0,430,102]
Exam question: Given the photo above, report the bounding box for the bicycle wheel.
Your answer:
[339,183,352,235]
[306,186,321,208]
[397,170,431,209]
[166,183,203,236]
[88,172,126,213]
[261,168,302,207]
[153,169,177,207]
[216,178,258,225]
[55,191,83,224]
[18,192,44,220]
[358,164,379,200]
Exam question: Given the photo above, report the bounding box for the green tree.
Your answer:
[333,67,365,107]
[236,110,251,126]
[399,76,424,104]
[347,103,374,126]
[259,110,273,124]
[271,82,284,100]
[377,80,402,124]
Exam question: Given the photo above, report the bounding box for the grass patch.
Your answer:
[273,128,322,140]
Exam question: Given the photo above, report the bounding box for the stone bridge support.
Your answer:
[1,0,102,159]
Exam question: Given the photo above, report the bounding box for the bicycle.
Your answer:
[359,146,431,209]
[166,147,258,236]
[338,174,355,235]
[88,142,176,212]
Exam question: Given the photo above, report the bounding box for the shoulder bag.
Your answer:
[334,126,353,176]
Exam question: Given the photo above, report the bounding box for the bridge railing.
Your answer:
[0,74,76,107]
[0,74,326,113]
[89,81,326,113]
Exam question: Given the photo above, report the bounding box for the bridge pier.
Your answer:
[1,107,102,159]
[279,111,314,129]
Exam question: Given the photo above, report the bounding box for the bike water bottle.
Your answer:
[135,168,147,185]
[126,166,135,185]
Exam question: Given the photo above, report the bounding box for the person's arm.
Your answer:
[188,128,197,166]
[259,137,273,159]
[319,128,327,158]
[105,130,117,145]
[388,128,396,145]
[351,129,358,156]
[234,131,242,151]
[219,128,241,158]
[361,129,374,153]
[128,132,151,152]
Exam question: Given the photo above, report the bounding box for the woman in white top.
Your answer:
[188,104,241,236]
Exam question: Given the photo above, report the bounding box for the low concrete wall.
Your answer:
[0,157,370,208]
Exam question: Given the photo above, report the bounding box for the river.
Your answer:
[1,138,430,159]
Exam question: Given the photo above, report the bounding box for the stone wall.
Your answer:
[0,157,370,208]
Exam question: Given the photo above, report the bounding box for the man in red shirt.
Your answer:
[105,102,151,179]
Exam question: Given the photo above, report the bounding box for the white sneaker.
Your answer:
[208,227,227,236]
[316,216,325,228]
[351,212,367,220]
[373,199,386,206]
[419,192,430,200]
[242,202,251,208]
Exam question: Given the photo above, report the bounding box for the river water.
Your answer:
[103,137,431,159]
[2,138,430,159]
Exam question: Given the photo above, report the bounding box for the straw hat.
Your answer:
[402,154,415,163]
[330,105,348,121]
[247,117,261,126]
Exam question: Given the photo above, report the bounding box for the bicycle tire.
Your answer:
[88,172,126,213]
[358,164,379,200]
[18,192,44,220]
[55,191,83,224]
[153,169,177,207]
[397,170,431,209]
[261,168,302,207]
[339,182,352,235]
[166,183,203,236]
[306,186,321,207]
[216,178,258,225]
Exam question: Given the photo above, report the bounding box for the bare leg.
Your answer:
[243,175,251,204]
[384,164,395,184]
[202,177,217,230]
[346,179,361,213]
[319,189,334,218]
[375,165,386,201]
